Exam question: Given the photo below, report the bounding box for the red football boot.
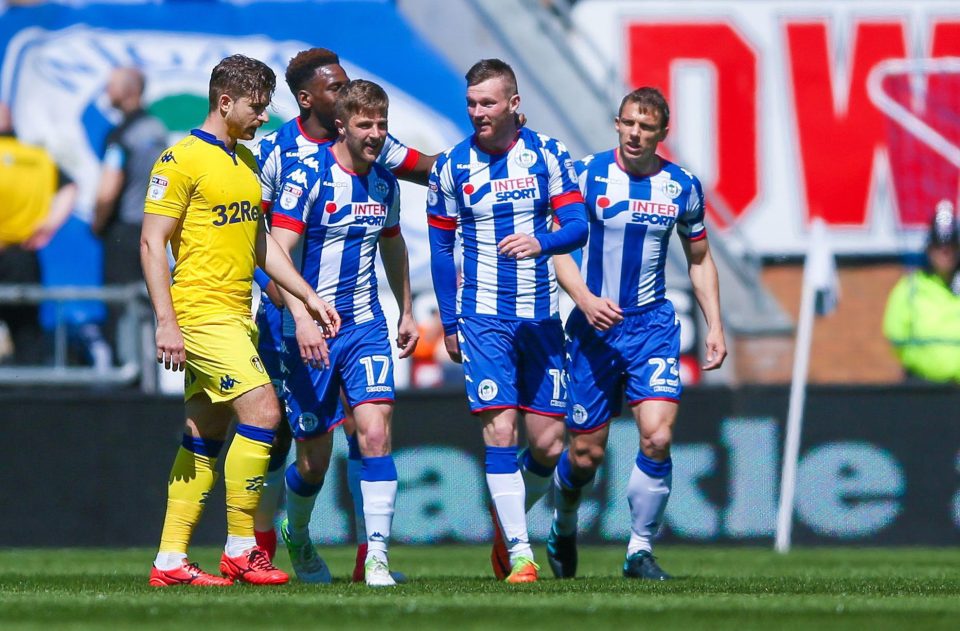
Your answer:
[220,546,289,585]
[149,560,234,587]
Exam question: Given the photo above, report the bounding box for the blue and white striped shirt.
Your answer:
[576,149,706,311]
[427,127,585,331]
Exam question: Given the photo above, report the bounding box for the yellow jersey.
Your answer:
[144,130,262,326]
[0,135,57,245]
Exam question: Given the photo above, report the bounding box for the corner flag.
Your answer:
[775,217,839,553]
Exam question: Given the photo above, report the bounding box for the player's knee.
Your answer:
[258,399,282,430]
[360,426,391,457]
[526,419,564,463]
[485,421,516,448]
[528,436,563,465]
[296,458,328,486]
[641,429,672,460]
[570,441,605,473]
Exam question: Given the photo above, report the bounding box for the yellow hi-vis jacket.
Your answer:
[883,269,960,383]
[0,135,57,246]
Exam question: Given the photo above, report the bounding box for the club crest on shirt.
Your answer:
[662,180,682,199]
[427,189,439,206]
[373,178,390,198]
[514,149,537,168]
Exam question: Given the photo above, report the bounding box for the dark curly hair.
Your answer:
[285,48,341,94]
[208,54,276,110]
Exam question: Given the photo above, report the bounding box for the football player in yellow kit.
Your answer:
[141,54,339,587]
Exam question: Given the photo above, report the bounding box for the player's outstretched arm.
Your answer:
[380,232,419,359]
[499,200,588,260]
[397,152,438,187]
[683,236,727,370]
[555,252,623,331]
[267,226,335,368]
[140,213,185,371]
[258,226,340,343]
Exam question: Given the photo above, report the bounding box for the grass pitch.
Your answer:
[1,545,958,630]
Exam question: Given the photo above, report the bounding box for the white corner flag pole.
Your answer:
[774,268,815,553]
[775,219,837,554]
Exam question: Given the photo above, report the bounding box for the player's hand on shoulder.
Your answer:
[498,233,542,260]
[444,332,462,364]
[155,321,186,371]
[294,313,331,369]
[580,294,623,331]
[702,327,727,370]
[396,313,420,360]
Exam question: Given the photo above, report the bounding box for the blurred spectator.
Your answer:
[410,293,453,388]
[92,67,167,280]
[92,67,167,360]
[0,101,78,364]
[883,200,960,383]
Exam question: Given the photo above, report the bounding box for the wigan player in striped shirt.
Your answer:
[253,48,432,583]
[428,59,587,583]
[270,80,416,587]
[548,87,726,581]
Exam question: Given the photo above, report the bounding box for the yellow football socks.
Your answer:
[157,438,222,554]
[223,424,274,537]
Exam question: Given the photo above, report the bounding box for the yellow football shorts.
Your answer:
[180,316,270,403]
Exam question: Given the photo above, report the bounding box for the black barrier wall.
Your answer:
[1,386,958,547]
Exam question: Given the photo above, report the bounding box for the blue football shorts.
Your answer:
[255,298,284,397]
[457,315,566,417]
[281,318,394,440]
[564,299,682,433]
